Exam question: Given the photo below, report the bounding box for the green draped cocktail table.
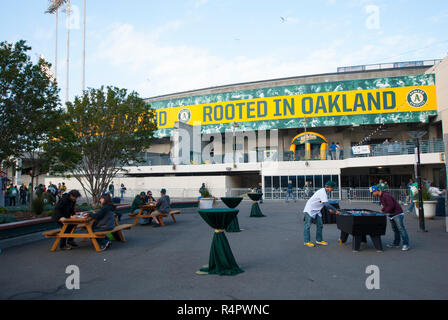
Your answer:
[196,208,244,276]
[247,193,265,217]
[221,197,243,232]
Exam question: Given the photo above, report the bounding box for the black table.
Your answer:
[221,197,243,232]
[321,201,339,224]
[247,193,265,217]
[336,209,387,252]
[196,208,244,276]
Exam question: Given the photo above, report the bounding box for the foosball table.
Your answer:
[336,209,387,252]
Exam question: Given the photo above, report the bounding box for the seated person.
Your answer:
[84,193,115,251]
[146,190,156,203]
[131,192,151,225]
[152,188,171,227]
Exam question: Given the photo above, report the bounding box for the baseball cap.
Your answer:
[325,181,336,188]
[369,186,379,193]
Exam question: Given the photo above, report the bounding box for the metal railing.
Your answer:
[124,139,444,167]
[116,187,409,202]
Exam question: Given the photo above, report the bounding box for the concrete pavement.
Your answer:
[0,200,447,300]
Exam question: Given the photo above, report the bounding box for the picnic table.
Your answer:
[128,202,181,227]
[43,214,132,252]
[196,208,244,276]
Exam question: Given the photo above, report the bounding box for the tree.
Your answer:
[48,86,157,205]
[0,40,62,199]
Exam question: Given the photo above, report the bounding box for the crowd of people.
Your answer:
[3,181,67,207]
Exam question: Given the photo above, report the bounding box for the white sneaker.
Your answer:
[401,245,410,251]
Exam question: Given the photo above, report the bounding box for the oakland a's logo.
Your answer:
[407,89,428,108]
[178,108,191,123]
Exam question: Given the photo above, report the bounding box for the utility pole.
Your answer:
[81,0,86,92]
[409,130,427,232]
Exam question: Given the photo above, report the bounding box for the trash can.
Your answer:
[436,196,446,217]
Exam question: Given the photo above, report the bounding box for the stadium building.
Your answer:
[25,56,448,199]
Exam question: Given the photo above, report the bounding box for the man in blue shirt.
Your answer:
[329,142,337,160]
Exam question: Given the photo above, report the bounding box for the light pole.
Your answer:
[408,130,427,232]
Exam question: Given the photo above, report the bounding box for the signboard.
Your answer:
[148,74,437,137]
[352,145,371,155]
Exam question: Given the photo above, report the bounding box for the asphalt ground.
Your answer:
[0,200,447,300]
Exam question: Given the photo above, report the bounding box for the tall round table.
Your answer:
[247,193,265,217]
[196,208,244,276]
[221,197,243,232]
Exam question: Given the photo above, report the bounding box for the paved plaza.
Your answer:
[0,200,447,300]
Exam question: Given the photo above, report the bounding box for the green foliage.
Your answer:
[0,214,17,224]
[415,184,432,207]
[0,40,61,164]
[31,194,46,216]
[0,207,5,214]
[200,186,213,198]
[47,86,157,205]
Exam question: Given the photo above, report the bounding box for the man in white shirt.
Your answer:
[303,181,338,247]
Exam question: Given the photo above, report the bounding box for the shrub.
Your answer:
[31,194,46,216]
[0,214,17,224]
[199,185,213,198]
[0,207,5,214]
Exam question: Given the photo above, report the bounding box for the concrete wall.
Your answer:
[44,175,229,199]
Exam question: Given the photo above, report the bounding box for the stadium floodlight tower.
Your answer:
[408,130,428,232]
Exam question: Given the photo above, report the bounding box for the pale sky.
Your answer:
[1,0,448,102]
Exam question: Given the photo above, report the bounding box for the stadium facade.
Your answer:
[26,56,448,199]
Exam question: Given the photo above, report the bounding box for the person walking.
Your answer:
[51,190,82,250]
[303,181,339,248]
[369,186,410,251]
[285,180,296,203]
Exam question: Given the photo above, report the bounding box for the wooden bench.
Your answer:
[42,215,133,252]
[130,207,181,227]
[154,210,181,227]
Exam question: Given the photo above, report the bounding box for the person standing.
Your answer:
[8,185,18,207]
[406,179,419,215]
[369,186,410,251]
[108,182,115,198]
[303,181,339,247]
[329,142,337,160]
[51,189,82,250]
[285,180,296,203]
[19,184,27,205]
[119,183,126,200]
[335,142,342,160]
[27,182,32,203]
